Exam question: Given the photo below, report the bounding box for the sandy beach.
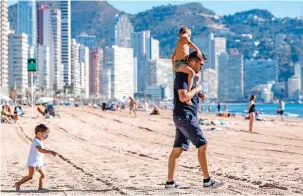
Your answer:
[1,106,303,195]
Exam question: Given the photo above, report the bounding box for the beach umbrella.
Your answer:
[36,97,53,104]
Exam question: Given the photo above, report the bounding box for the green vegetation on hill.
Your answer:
[8,1,303,82]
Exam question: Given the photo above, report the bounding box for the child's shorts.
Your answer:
[174,60,187,72]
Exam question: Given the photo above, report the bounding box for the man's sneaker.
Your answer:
[165,181,180,188]
[203,178,224,188]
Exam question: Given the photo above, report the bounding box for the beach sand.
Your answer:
[1,106,303,195]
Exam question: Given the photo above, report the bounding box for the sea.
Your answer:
[200,103,303,119]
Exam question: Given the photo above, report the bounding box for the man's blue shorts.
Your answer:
[173,114,207,151]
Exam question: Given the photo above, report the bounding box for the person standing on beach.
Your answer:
[165,51,223,188]
[217,103,221,113]
[129,96,137,118]
[224,103,228,112]
[15,124,57,191]
[248,95,256,132]
[278,99,285,121]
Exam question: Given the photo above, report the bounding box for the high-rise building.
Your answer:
[272,82,286,98]
[110,14,133,48]
[8,33,29,93]
[301,65,303,95]
[0,0,9,94]
[79,45,90,99]
[104,46,134,100]
[131,30,160,93]
[218,52,229,101]
[228,53,244,101]
[100,69,111,100]
[71,39,81,96]
[149,38,160,60]
[37,1,71,86]
[147,58,174,99]
[299,55,303,95]
[202,69,218,100]
[294,62,301,93]
[38,46,50,89]
[193,36,210,69]
[132,31,150,57]
[17,0,36,46]
[77,34,97,50]
[208,32,226,72]
[89,50,101,97]
[218,50,244,101]
[133,57,137,93]
[132,31,150,92]
[288,76,300,100]
[37,7,63,91]
[244,59,278,98]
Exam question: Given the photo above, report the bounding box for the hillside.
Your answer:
[70,1,120,46]
[130,2,222,56]
[8,1,303,81]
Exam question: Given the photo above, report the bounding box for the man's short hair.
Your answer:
[188,51,207,63]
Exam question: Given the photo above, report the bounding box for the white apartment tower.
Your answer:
[104,46,134,100]
[37,7,63,92]
[0,0,9,94]
[208,32,226,72]
[79,45,90,99]
[8,33,29,92]
[111,14,133,48]
[202,69,218,100]
[37,1,71,86]
[71,39,81,96]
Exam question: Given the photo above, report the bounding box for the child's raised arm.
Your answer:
[36,146,57,156]
[183,36,202,58]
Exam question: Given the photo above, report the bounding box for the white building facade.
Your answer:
[104,46,135,100]
[8,33,29,93]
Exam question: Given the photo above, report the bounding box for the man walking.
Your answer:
[165,51,223,188]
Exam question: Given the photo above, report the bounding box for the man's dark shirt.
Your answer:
[173,72,199,117]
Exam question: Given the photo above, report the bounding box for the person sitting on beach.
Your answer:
[1,106,13,124]
[172,26,203,105]
[37,104,47,116]
[15,124,57,191]
[129,96,137,118]
[2,104,17,123]
[150,107,160,115]
[14,105,25,117]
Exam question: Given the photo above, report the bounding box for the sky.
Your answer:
[8,0,303,18]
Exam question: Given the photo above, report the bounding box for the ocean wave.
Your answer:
[284,113,299,117]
